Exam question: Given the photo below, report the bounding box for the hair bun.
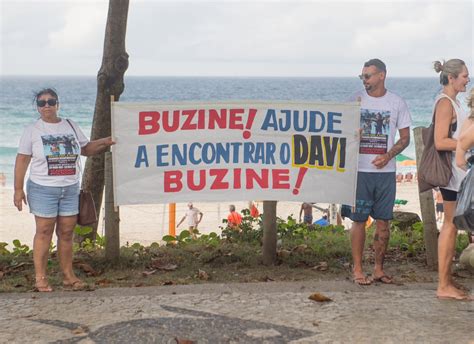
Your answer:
[433,61,444,73]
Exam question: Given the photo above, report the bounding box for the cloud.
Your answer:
[1,0,472,76]
[48,3,108,52]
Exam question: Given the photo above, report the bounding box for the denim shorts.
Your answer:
[344,172,396,222]
[26,179,80,218]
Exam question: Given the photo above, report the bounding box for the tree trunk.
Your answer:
[80,0,129,241]
[262,201,277,265]
[414,127,438,269]
[104,152,120,260]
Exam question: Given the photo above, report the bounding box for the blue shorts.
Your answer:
[345,172,396,222]
[26,179,80,218]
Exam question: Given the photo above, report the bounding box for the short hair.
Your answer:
[364,58,386,73]
[229,204,236,212]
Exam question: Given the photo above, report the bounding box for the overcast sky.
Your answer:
[1,0,473,77]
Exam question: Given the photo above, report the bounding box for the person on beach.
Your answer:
[177,202,203,238]
[433,188,444,223]
[227,204,243,229]
[248,201,259,218]
[455,87,474,244]
[455,88,474,171]
[13,88,115,292]
[346,59,412,285]
[0,172,6,187]
[430,59,471,300]
[299,202,314,224]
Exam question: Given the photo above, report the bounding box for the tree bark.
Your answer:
[81,0,129,241]
[414,127,438,269]
[262,201,277,265]
[104,152,120,260]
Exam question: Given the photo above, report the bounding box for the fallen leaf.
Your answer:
[158,264,178,271]
[308,292,332,302]
[312,262,328,271]
[277,249,291,258]
[116,275,130,280]
[198,269,210,280]
[260,276,275,282]
[142,270,157,277]
[133,283,145,287]
[14,284,24,288]
[9,262,30,272]
[75,263,98,276]
[96,278,112,286]
[151,260,178,271]
[174,338,195,344]
[293,244,308,253]
[71,325,89,335]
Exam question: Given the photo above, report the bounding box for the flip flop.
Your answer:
[372,275,393,284]
[34,276,53,292]
[437,294,474,301]
[353,276,372,286]
[63,280,87,291]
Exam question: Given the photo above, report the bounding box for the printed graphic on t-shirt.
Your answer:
[41,134,79,176]
[359,109,391,154]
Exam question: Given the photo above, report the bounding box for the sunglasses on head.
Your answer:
[36,99,58,107]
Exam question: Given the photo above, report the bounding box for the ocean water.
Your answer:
[0,76,469,187]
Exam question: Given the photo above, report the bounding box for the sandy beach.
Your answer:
[0,181,421,248]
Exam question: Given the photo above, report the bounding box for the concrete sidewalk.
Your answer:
[0,280,473,343]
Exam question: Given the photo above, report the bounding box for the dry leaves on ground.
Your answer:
[308,292,332,302]
[74,262,99,276]
[312,262,328,271]
[198,269,210,280]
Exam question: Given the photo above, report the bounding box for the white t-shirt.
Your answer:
[18,118,89,186]
[186,207,201,226]
[349,90,412,173]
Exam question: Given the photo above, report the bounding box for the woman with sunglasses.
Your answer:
[431,60,471,300]
[14,88,114,292]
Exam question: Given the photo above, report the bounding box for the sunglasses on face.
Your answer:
[358,73,377,80]
[36,99,58,107]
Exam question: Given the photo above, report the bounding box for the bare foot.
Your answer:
[437,285,472,301]
[352,271,372,286]
[34,276,53,292]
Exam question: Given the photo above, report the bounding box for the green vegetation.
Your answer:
[0,216,470,292]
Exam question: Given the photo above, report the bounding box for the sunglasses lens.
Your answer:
[37,99,57,107]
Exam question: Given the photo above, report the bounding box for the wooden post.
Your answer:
[262,200,277,265]
[413,127,438,269]
[169,203,176,237]
[105,152,120,261]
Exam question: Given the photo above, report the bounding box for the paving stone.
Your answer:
[0,280,472,343]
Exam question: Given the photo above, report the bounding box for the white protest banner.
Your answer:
[111,101,360,206]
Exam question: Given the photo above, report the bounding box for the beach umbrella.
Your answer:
[399,159,417,166]
[395,153,413,162]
